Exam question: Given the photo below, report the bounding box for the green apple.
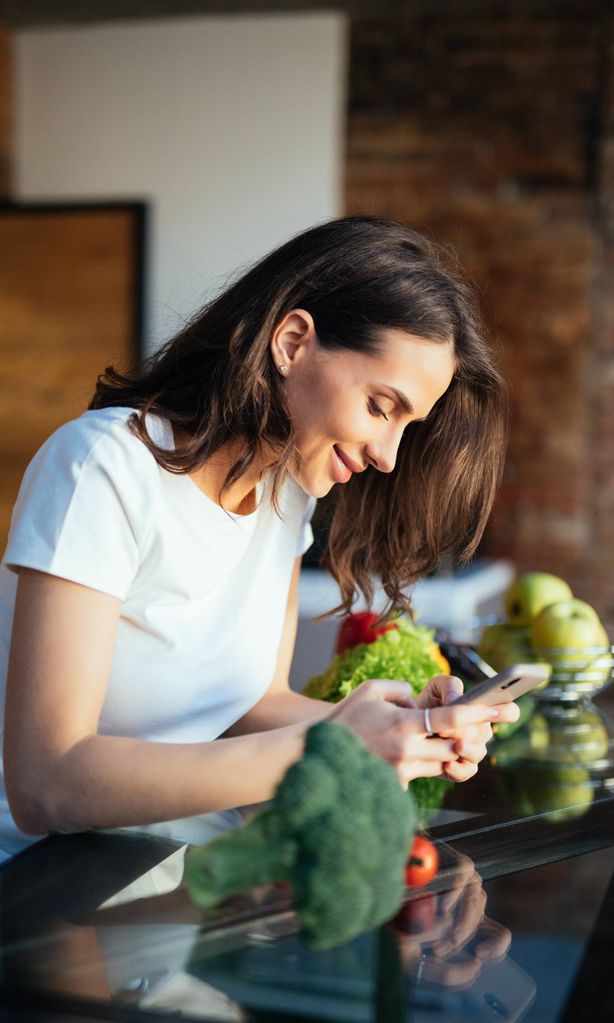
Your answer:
[504,572,572,627]
[544,706,609,765]
[517,765,593,826]
[527,763,594,823]
[531,599,609,684]
[527,710,551,752]
[539,783,594,823]
[478,623,533,672]
[583,649,613,691]
[478,622,552,689]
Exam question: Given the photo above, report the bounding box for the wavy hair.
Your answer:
[90,216,507,616]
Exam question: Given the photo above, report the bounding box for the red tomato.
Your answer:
[393,893,437,934]
[335,612,397,654]
[405,835,439,887]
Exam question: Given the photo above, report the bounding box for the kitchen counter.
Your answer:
[2,686,614,1023]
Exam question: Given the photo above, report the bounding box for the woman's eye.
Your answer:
[368,397,389,421]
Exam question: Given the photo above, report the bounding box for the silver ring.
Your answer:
[424,707,434,737]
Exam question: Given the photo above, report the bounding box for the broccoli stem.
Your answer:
[184,809,296,910]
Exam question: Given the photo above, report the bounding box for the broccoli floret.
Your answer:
[184,721,417,950]
[273,755,338,830]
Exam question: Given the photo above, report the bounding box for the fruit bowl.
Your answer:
[459,576,614,705]
[447,617,614,704]
[489,698,614,824]
[529,638,613,703]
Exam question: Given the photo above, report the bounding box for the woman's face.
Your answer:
[282,325,456,499]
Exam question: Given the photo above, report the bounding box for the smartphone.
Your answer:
[452,663,549,706]
[411,954,537,1023]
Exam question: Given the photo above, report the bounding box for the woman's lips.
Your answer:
[332,445,353,484]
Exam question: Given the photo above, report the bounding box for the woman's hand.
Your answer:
[414,674,520,782]
[326,679,503,787]
[392,852,512,988]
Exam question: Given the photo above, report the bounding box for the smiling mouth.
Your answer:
[332,445,353,484]
[334,446,365,474]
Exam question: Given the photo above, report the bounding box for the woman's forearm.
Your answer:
[225,689,332,736]
[18,724,308,837]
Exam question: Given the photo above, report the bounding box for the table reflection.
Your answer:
[0,823,513,1019]
[1,689,614,1020]
[392,851,511,985]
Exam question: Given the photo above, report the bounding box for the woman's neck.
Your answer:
[173,428,273,515]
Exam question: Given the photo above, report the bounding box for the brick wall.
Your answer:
[0,25,11,197]
[345,0,614,621]
[588,26,614,619]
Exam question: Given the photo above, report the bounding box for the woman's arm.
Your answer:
[227,559,519,780]
[4,569,510,837]
[3,569,309,835]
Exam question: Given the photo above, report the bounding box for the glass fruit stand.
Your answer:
[1,625,614,1023]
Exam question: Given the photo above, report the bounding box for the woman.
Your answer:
[0,216,517,859]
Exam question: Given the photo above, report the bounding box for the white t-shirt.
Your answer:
[0,406,316,857]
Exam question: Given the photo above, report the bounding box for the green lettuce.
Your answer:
[303,618,443,702]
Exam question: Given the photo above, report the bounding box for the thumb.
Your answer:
[361,678,417,709]
[441,675,464,705]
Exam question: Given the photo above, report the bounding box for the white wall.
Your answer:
[14,14,346,351]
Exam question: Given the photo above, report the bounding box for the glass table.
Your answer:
[1,686,614,1023]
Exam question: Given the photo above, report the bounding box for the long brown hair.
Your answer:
[91,216,507,616]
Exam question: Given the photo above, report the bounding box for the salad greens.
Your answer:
[303,618,446,702]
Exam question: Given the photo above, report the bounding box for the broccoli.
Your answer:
[184,721,417,950]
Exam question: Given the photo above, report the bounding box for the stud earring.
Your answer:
[279,364,288,375]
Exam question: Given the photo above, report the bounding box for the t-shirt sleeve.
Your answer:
[3,418,150,601]
[296,496,317,557]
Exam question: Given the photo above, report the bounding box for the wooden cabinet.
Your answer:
[0,202,145,551]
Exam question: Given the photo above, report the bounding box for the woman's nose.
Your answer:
[365,427,403,474]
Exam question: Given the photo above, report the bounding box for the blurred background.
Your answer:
[0,0,612,650]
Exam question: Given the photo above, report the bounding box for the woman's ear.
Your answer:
[270,309,316,375]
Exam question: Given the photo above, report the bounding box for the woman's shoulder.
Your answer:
[37,407,166,475]
[5,408,165,598]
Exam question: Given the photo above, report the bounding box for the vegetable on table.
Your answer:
[335,611,398,654]
[184,720,417,950]
[394,891,437,933]
[405,835,439,887]
[304,615,451,704]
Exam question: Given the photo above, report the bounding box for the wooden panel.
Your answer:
[0,25,11,196]
[0,205,144,551]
